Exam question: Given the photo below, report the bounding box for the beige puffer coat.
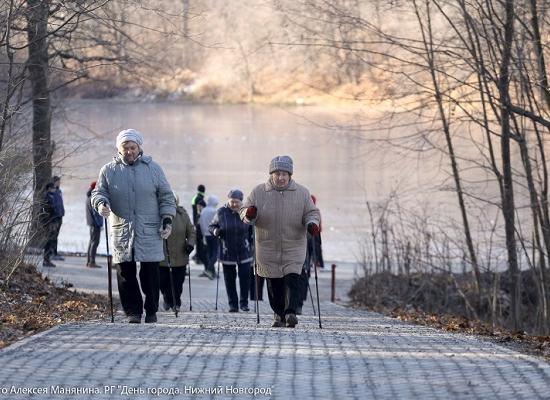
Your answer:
[240,179,320,278]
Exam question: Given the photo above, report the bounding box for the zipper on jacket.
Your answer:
[279,191,283,268]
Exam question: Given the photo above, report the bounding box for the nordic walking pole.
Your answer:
[307,271,316,316]
[188,264,192,311]
[215,259,220,310]
[310,234,322,329]
[215,237,221,310]
[254,262,260,324]
[165,240,178,318]
[304,247,316,315]
[253,240,260,324]
[253,265,257,313]
[104,217,114,323]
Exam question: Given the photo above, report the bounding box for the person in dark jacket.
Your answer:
[191,184,207,266]
[296,194,323,314]
[310,195,325,269]
[210,189,253,312]
[41,182,58,267]
[51,175,65,261]
[86,181,103,268]
[296,232,314,315]
[160,192,196,312]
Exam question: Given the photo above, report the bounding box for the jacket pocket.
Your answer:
[142,221,158,236]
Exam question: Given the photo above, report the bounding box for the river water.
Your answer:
[52,100,469,264]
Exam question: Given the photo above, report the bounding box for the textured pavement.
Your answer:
[1,257,549,399]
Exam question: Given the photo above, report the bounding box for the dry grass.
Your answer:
[349,271,550,360]
[0,263,111,349]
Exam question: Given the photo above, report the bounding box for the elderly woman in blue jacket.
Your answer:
[91,129,176,324]
[209,189,253,312]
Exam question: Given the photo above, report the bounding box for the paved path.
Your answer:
[1,257,549,399]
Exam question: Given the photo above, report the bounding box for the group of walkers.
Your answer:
[44,128,324,328]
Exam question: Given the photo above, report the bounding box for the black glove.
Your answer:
[159,217,173,239]
[214,228,224,238]
[185,244,194,255]
[162,217,172,229]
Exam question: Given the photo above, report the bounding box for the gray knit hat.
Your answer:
[116,128,143,148]
[269,155,293,175]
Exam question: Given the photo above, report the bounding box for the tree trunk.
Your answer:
[182,0,190,36]
[498,0,520,331]
[26,0,52,240]
[0,0,18,153]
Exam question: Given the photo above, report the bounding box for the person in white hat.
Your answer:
[91,129,176,324]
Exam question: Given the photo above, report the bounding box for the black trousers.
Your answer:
[205,236,218,274]
[195,226,208,267]
[159,266,186,308]
[266,273,301,319]
[53,218,62,255]
[43,220,60,262]
[249,267,265,301]
[87,225,101,264]
[116,261,160,316]
[297,267,310,308]
[222,263,251,309]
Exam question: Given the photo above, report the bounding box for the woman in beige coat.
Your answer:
[241,155,320,328]
[160,193,196,312]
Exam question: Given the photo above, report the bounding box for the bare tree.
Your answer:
[411,0,482,305]
[276,0,550,332]
[1,0,145,257]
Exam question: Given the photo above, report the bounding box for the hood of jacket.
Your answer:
[206,195,219,207]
